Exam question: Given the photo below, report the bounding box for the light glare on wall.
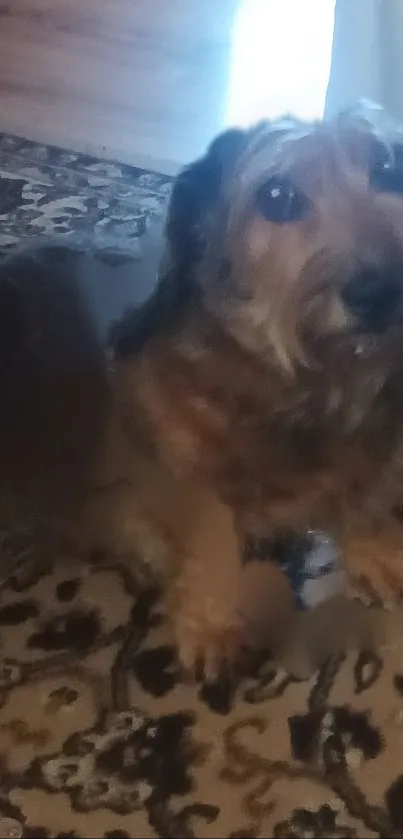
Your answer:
[225,0,336,126]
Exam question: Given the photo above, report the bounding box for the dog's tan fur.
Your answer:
[110,111,403,675]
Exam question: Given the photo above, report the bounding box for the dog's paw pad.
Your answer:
[175,619,246,684]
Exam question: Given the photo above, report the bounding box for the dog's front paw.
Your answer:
[174,609,247,684]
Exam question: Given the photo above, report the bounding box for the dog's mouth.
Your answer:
[341,266,403,335]
[353,333,383,357]
[330,317,403,367]
[348,296,403,360]
[302,287,403,363]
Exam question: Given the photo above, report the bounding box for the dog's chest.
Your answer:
[141,336,401,524]
[182,367,399,520]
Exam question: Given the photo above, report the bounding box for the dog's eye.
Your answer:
[256,176,309,223]
[369,141,403,195]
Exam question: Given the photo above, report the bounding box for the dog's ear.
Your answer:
[165,128,247,277]
[110,129,247,358]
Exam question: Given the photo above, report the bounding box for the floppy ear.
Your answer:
[111,129,247,358]
[164,128,247,282]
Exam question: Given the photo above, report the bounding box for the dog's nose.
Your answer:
[341,267,402,329]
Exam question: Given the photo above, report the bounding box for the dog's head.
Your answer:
[167,108,403,371]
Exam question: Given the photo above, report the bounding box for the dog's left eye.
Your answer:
[369,142,403,195]
[256,176,309,223]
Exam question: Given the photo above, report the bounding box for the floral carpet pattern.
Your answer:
[0,134,403,838]
[0,132,172,255]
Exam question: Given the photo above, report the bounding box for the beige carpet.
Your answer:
[1,133,403,838]
[1,546,403,838]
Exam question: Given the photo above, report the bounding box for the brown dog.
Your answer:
[111,108,403,678]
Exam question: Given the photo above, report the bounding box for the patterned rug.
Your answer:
[0,133,172,255]
[0,133,403,839]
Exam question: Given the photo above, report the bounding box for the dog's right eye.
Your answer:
[256,176,309,223]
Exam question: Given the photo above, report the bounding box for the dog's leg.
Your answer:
[83,479,246,679]
[171,558,245,683]
[167,489,247,682]
[340,516,403,607]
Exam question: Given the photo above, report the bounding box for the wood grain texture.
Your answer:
[0,0,239,172]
